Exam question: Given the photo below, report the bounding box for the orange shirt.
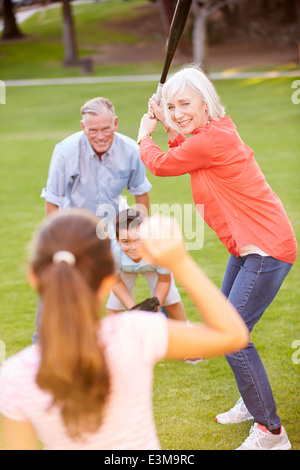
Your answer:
[139,116,297,263]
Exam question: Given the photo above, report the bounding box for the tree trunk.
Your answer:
[192,1,207,66]
[1,0,24,40]
[62,0,79,66]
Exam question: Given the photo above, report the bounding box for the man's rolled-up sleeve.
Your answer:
[127,149,152,195]
[40,146,66,208]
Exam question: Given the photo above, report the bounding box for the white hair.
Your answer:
[80,97,116,124]
[162,65,225,122]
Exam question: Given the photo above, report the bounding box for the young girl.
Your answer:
[0,209,248,450]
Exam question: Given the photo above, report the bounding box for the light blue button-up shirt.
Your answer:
[41,131,152,218]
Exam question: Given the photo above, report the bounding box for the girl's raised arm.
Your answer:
[139,215,249,360]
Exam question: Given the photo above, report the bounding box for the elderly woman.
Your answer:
[138,65,297,450]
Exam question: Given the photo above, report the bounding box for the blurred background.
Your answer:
[0,0,299,78]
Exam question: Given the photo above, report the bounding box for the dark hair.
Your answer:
[30,209,114,438]
[114,208,145,240]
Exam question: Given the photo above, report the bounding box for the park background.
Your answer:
[0,0,299,450]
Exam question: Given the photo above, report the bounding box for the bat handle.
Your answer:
[149,82,164,120]
[155,82,164,105]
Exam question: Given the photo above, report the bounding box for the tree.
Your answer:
[192,0,234,65]
[157,0,234,66]
[62,0,79,66]
[1,0,24,40]
[192,1,207,65]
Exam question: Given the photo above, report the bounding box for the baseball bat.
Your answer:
[155,0,193,104]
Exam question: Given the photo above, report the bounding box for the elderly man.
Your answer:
[33,97,151,343]
[41,97,151,218]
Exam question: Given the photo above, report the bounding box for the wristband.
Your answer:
[138,134,151,145]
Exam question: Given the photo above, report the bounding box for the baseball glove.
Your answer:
[130,297,160,312]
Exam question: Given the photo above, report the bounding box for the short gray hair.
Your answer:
[80,97,116,123]
[162,65,225,120]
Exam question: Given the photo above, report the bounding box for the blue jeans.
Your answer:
[221,254,293,431]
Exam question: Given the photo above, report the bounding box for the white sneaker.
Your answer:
[236,422,292,450]
[215,397,253,424]
[184,356,203,364]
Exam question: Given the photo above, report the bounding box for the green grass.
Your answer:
[0,0,299,452]
[0,0,169,80]
[0,76,299,450]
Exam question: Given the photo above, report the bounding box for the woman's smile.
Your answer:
[167,87,209,133]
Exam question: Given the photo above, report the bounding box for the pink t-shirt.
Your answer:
[0,312,168,450]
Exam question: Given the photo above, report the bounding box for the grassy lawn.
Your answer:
[0,76,299,450]
[0,0,299,452]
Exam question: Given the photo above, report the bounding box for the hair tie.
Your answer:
[53,250,76,266]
